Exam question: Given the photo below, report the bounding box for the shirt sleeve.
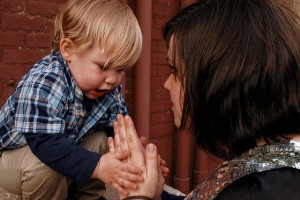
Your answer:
[24,132,100,185]
[161,191,185,200]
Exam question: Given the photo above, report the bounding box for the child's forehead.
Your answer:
[94,41,117,65]
[96,37,134,70]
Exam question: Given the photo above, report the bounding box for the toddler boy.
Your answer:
[0,0,143,199]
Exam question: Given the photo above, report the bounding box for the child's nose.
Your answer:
[105,70,119,84]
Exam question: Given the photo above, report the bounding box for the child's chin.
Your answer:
[84,94,99,100]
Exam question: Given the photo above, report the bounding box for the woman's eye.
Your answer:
[168,65,176,74]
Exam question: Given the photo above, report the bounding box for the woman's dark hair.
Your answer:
[163,0,300,160]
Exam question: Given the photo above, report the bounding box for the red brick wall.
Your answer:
[0,0,66,106]
[148,0,181,185]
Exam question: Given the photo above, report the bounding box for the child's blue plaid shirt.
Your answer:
[0,51,127,183]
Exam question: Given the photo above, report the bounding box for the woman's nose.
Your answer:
[164,74,172,90]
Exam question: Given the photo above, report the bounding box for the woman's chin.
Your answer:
[174,119,181,128]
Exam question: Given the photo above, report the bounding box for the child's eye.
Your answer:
[99,65,108,71]
[117,68,125,72]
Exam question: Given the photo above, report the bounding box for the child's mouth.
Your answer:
[93,89,106,97]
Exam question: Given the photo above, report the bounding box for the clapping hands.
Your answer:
[108,114,167,199]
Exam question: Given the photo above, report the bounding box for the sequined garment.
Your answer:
[185,140,300,200]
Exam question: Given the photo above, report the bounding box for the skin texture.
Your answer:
[60,38,124,99]
[164,37,184,128]
[164,75,183,128]
[109,115,165,199]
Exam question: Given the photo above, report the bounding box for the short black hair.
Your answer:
[163,0,300,160]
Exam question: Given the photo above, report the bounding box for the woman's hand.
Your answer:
[139,136,169,177]
[109,114,165,200]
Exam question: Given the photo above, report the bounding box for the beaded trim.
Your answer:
[185,140,300,200]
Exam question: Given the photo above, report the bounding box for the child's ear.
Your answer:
[60,38,74,62]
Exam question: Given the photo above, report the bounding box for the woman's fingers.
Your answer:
[113,121,121,152]
[125,115,144,150]
[116,114,130,152]
[124,115,146,166]
[143,143,165,199]
[145,144,159,177]
[108,137,115,153]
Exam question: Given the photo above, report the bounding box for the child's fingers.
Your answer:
[113,150,129,161]
[108,137,115,153]
[160,158,167,166]
[161,165,169,177]
[116,177,138,190]
[121,163,143,175]
[120,170,144,182]
[159,157,169,177]
[111,183,128,197]
[139,136,148,148]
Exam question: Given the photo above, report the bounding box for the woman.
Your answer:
[110,0,300,199]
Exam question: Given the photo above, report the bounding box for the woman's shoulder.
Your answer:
[215,168,300,200]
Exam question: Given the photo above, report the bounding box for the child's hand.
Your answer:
[159,158,169,177]
[95,150,144,196]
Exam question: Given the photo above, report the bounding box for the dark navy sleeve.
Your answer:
[161,191,185,200]
[24,132,100,185]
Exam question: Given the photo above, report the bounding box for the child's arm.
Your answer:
[91,151,144,196]
[25,131,143,195]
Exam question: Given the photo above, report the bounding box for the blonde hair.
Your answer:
[52,0,142,69]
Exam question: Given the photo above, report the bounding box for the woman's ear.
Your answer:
[60,38,74,62]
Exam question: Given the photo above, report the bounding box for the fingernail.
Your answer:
[147,143,156,152]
